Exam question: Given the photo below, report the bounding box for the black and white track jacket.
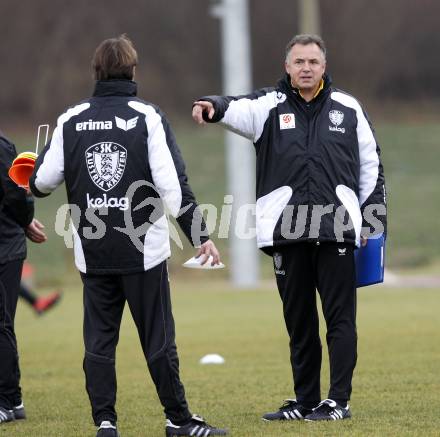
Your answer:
[200,74,386,253]
[30,80,208,274]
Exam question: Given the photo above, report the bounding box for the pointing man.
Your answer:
[192,34,386,422]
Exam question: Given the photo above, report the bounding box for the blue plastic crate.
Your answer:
[355,233,386,287]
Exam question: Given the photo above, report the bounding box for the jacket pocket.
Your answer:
[256,186,292,247]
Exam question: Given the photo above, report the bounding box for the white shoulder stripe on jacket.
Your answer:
[128,101,182,217]
[221,90,286,143]
[34,102,90,194]
[330,91,379,206]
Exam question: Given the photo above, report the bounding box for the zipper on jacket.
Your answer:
[305,102,314,243]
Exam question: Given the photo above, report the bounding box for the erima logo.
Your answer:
[338,248,347,256]
[76,120,112,131]
[86,193,129,211]
[85,142,127,192]
[329,110,345,133]
[279,113,295,130]
[115,116,138,131]
[75,116,138,132]
[276,92,287,102]
[274,252,286,275]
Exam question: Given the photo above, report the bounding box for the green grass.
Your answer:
[5,281,440,436]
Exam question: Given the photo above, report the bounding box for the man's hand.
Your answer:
[195,239,221,266]
[192,101,215,124]
[361,237,368,247]
[26,218,47,243]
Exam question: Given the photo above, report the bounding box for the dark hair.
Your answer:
[285,34,326,61]
[92,34,138,80]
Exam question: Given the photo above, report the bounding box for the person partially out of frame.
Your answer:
[0,130,47,425]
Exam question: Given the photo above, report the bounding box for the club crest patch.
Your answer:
[85,142,127,191]
[274,252,282,269]
[329,110,344,126]
[329,110,345,133]
[274,252,285,275]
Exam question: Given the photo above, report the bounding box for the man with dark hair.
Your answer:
[92,34,138,81]
[0,131,47,425]
[30,35,227,437]
[193,34,387,422]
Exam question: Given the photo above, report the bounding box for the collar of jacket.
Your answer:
[278,73,332,102]
[93,80,138,97]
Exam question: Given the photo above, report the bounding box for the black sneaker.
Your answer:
[262,399,313,421]
[165,414,228,436]
[13,403,26,420]
[96,421,120,437]
[305,399,351,421]
[0,406,14,424]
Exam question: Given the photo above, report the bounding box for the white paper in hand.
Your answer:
[182,256,225,270]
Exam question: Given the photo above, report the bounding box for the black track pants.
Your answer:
[0,260,24,409]
[81,261,191,426]
[273,242,357,407]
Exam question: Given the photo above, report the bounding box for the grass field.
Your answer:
[2,281,439,437]
[3,120,439,435]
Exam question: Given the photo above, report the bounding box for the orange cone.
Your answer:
[11,156,36,166]
[8,152,37,188]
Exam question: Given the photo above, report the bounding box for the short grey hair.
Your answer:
[285,34,327,61]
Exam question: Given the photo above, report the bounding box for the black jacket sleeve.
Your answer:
[0,135,34,227]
